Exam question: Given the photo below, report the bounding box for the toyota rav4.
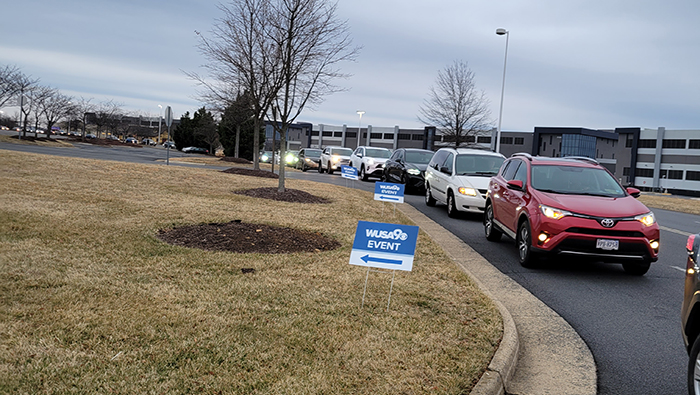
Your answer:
[483,153,660,275]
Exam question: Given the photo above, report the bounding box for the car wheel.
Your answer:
[381,172,387,182]
[447,191,459,218]
[622,261,651,276]
[318,162,324,173]
[328,166,334,174]
[517,220,537,268]
[360,165,368,181]
[425,183,436,207]
[401,173,407,185]
[484,204,502,242]
[689,334,700,395]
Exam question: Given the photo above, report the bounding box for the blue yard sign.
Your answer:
[349,221,419,271]
[341,165,358,180]
[374,182,405,203]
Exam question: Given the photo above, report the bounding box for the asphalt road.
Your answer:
[1,140,692,394]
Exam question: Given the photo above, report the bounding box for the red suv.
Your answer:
[484,153,660,275]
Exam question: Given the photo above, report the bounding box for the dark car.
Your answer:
[296,148,322,171]
[484,153,659,274]
[382,148,434,191]
[182,146,209,154]
[683,233,700,394]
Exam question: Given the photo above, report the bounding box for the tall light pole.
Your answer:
[357,110,365,146]
[495,28,509,154]
[157,104,163,143]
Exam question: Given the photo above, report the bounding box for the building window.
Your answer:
[383,133,394,140]
[370,133,382,139]
[638,139,656,149]
[311,130,319,136]
[334,131,343,137]
[514,137,524,145]
[477,136,491,144]
[398,133,411,140]
[687,171,700,181]
[661,169,683,180]
[411,134,424,141]
[322,131,332,137]
[500,136,513,145]
[623,167,630,176]
[690,140,700,149]
[636,168,654,178]
[662,139,686,149]
[466,135,476,143]
[346,132,357,138]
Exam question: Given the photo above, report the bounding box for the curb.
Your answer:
[397,203,597,395]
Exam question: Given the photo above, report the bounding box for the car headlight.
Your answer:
[457,187,478,196]
[540,205,571,220]
[261,155,268,161]
[407,168,421,175]
[332,155,340,163]
[635,212,655,227]
[367,159,374,165]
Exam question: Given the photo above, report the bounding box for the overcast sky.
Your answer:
[1,0,699,132]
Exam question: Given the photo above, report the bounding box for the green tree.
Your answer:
[218,92,264,160]
[173,107,215,152]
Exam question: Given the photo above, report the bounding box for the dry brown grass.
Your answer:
[639,193,700,216]
[0,150,501,394]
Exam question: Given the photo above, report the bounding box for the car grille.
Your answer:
[565,227,646,238]
[555,239,649,258]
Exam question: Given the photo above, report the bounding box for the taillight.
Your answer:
[687,234,696,254]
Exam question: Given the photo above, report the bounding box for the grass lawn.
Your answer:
[0,150,502,394]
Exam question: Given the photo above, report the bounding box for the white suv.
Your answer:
[350,146,392,181]
[318,146,353,174]
[424,147,505,218]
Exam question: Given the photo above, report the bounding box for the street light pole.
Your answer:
[495,28,509,154]
[357,110,365,147]
[157,104,163,144]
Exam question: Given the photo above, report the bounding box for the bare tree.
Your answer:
[267,0,359,191]
[93,100,123,138]
[38,88,74,139]
[0,64,23,108]
[418,60,492,148]
[188,0,281,170]
[12,72,40,136]
[23,85,51,137]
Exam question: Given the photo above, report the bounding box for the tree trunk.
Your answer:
[253,117,260,170]
[278,126,287,193]
[235,124,240,158]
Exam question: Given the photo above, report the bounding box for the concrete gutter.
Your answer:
[398,204,597,395]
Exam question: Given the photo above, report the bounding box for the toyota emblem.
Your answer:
[600,218,615,228]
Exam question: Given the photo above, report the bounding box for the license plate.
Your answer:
[596,239,619,251]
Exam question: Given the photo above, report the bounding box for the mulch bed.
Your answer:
[220,157,253,164]
[222,168,279,179]
[157,220,340,254]
[232,187,331,204]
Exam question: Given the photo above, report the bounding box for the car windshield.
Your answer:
[305,149,322,156]
[531,165,626,197]
[455,155,504,176]
[365,148,391,158]
[404,151,433,164]
[331,148,353,156]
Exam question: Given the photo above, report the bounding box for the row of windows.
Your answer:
[637,139,700,149]
[500,136,525,145]
[635,168,700,180]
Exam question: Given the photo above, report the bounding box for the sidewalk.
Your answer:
[398,204,597,395]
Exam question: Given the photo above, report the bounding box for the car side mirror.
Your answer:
[440,166,451,174]
[626,187,641,198]
[507,180,524,191]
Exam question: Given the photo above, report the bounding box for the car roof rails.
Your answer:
[563,156,600,165]
[511,152,533,161]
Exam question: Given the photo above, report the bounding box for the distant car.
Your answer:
[182,146,209,154]
[349,146,392,181]
[295,148,322,171]
[484,153,659,273]
[163,141,175,149]
[424,147,505,218]
[0,125,9,130]
[141,138,156,146]
[106,135,120,141]
[125,137,138,144]
[382,148,434,191]
[85,134,97,139]
[684,233,700,394]
[259,151,273,163]
[318,146,353,174]
[284,150,299,167]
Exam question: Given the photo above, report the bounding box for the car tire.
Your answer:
[328,166,334,175]
[517,219,537,268]
[360,165,368,181]
[447,191,459,218]
[381,172,387,182]
[689,334,700,395]
[318,162,324,173]
[484,204,502,242]
[622,261,651,276]
[425,183,436,207]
